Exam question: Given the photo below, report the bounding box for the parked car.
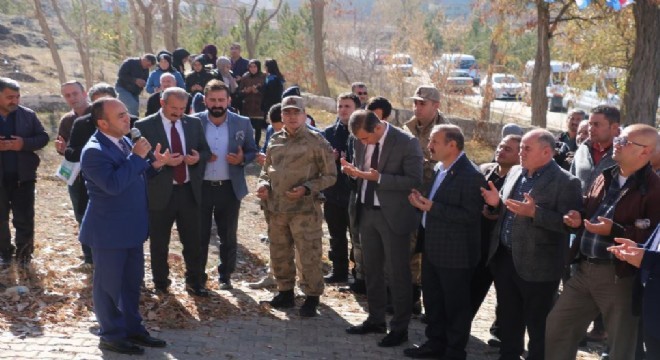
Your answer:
[444,70,474,94]
[524,60,578,112]
[434,54,480,85]
[480,73,524,100]
[390,53,414,77]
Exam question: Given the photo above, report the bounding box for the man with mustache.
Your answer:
[194,80,258,290]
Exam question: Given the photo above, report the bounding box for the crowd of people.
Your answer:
[0,41,659,359]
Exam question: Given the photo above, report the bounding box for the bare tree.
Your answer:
[50,0,93,88]
[310,0,330,96]
[622,0,660,125]
[111,0,129,58]
[33,0,66,84]
[155,0,180,51]
[128,0,156,53]
[233,0,284,58]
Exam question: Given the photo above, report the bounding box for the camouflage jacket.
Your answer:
[404,110,447,189]
[258,125,337,213]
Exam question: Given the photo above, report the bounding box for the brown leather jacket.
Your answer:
[569,163,660,277]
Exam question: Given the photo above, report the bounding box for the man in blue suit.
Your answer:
[194,80,258,289]
[609,224,660,359]
[80,98,168,355]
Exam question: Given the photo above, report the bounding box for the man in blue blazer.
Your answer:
[80,98,167,355]
[609,224,660,359]
[193,80,258,289]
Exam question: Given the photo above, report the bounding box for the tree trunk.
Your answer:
[622,0,660,126]
[531,0,551,128]
[172,0,180,49]
[33,0,66,84]
[50,0,93,88]
[311,0,330,97]
[479,43,496,123]
[157,0,174,51]
[130,0,154,53]
[111,0,128,58]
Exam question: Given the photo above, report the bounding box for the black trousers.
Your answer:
[250,118,267,146]
[149,183,203,288]
[200,181,241,282]
[323,201,350,275]
[646,332,660,360]
[0,176,35,259]
[491,247,559,360]
[470,261,500,337]
[422,252,474,360]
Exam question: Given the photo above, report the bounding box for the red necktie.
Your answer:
[170,122,186,184]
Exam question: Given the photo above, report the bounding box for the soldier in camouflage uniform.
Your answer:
[256,96,337,317]
[404,86,447,314]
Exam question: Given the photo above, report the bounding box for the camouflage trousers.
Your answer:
[268,210,324,296]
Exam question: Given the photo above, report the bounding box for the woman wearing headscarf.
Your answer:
[216,56,240,112]
[145,53,185,94]
[172,48,191,74]
[261,59,285,117]
[215,57,238,95]
[238,59,267,144]
[185,55,214,96]
[200,44,218,69]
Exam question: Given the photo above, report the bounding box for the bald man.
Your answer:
[547,124,660,360]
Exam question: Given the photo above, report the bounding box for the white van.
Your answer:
[434,54,480,85]
[524,60,578,112]
[562,67,624,112]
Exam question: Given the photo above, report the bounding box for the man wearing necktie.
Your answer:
[80,98,168,354]
[342,110,423,348]
[609,224,660,359]
[135,87,211,297]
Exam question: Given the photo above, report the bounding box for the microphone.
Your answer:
[129,128,156,162]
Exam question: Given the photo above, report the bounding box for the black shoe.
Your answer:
[267,290,295,309]
[18,256,31,269]
[339,279,367,294]
[99,339,145,355]
[219,279,233,290]
[487,334,501,348]
[128,333,167,348]
[185,284,210,297]
[403,342,442,358]
[578,336,588,347]
[346,321,387,335]
[324,272,348,284]
[378,330,408,347]
[154,285,169,295]
[299,296,319,317]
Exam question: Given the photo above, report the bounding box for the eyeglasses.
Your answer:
[357,92,368,95]
[613,136,647,148]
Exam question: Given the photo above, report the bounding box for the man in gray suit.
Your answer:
[194,80,258,290]
[341,110,423,348]
[135,87,211,297]
[481,129,582,360]
[404,125,485,359]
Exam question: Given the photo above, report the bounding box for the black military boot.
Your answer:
[268,290,295,309]
[299,296,319,317]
